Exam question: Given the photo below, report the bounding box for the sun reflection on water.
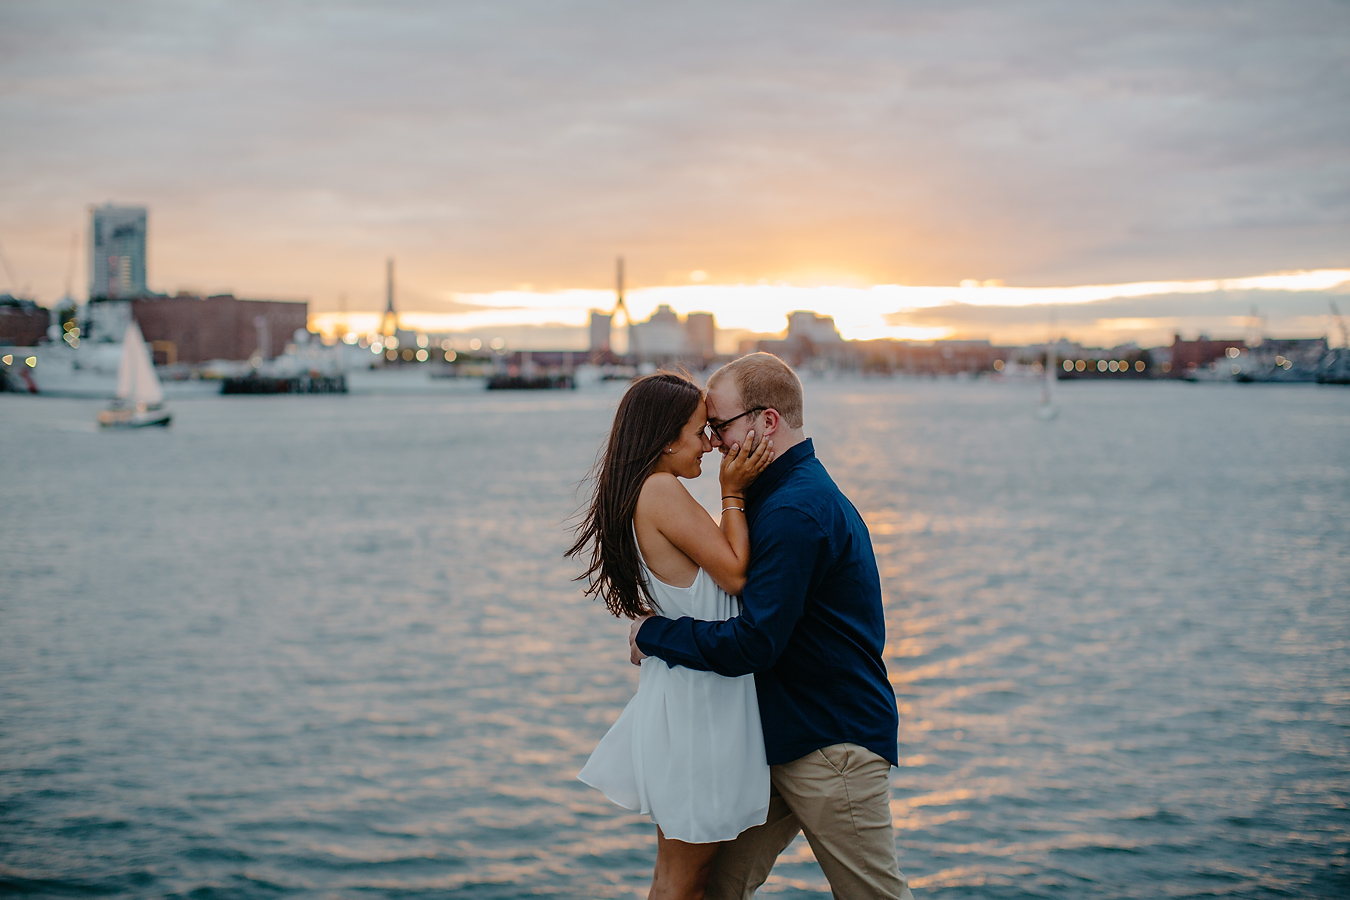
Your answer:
[0,381,1346,897]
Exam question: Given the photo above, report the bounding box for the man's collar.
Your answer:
[745,438,814,504]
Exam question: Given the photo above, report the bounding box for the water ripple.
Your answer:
[3,382,1348,897]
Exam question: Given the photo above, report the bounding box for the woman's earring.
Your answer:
[665,448,673,454]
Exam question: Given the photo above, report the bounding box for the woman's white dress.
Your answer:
[578,540,770,844]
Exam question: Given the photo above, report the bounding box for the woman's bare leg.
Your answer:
[649,827,722,900]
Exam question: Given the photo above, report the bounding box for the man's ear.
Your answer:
[761,408,782,437]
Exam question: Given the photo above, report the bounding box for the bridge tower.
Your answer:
[380,258,398,337]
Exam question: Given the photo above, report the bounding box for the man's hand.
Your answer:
[629,615,652,666]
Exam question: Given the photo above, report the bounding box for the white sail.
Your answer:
[116,322,164,407]
[1037,346,1058,419]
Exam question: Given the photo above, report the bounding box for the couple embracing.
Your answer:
[570,353,914,900]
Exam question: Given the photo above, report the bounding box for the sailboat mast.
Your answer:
[1039,307,1057,415]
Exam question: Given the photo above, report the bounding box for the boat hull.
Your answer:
[486,374,575,390]
[98,408,172,429]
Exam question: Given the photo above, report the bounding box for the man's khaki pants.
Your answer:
[705,743,914,900]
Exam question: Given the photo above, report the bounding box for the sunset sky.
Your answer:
[2,1,1348,348]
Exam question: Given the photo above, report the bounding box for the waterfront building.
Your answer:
[588,310,613,361]
[0,295,50,347]
[89,204,148,300]
[1167,334,1246,377]
[1055,345,1156,379]
[625,305,719,364]
[756,312,850,368]
[686,312,716,361]
[1234,336,1330,382]
[130,293,308,364]
[786,311,842,344]
[630,304,685,357]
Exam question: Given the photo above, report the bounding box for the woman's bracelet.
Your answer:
[722,506,745,513]
[722,495,744,500]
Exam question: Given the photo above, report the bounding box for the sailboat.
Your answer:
[1037,345,1059,420]
[1037,310,1060,420]
[97,322,172,428]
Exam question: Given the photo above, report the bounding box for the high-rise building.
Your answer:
[630,304,686,357]
[685,312,716,360]
[588,311,613,359]
[624,305,720,361]
[89,204,148,299]
[786,311,842,344]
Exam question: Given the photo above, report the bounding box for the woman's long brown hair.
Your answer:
[567,372,703,619]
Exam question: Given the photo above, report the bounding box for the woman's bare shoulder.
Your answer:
[637,472,691,507]
[638,473,701,522]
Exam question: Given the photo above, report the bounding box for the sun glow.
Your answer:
[309,269,1350,346]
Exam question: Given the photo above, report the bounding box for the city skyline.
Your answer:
[305,268,1349,352]
[7,204,1349,350]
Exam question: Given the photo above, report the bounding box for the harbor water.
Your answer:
[1,379,1347,898]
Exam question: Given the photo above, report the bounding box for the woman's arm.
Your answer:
[638,435,772,595]
[711,431,770,592]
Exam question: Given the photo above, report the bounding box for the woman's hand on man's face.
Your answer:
[719,430,774,493]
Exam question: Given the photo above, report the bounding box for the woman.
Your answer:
[568,372,774,900]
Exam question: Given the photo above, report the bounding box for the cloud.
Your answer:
[1,0,1347,309]
[885,284,1350,346]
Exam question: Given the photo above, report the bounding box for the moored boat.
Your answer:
[486,373,575,390]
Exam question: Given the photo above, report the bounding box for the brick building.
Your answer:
[131,293,308,364]
[1166,334,1246,377]
[0,296,51,346]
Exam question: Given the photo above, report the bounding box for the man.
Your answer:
[629,352,914,899]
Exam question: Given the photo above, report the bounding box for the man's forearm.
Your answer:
[635,616,715,671]
[636,615,771,676]
[637,509,819,676]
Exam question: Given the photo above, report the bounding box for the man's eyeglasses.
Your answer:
[705,407,767,442]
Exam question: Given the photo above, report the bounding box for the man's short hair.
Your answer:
[708,352,804,429]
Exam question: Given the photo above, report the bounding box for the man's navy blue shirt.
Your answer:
[636,438,899,767]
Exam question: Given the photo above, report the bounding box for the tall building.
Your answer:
[625,305,719,362]
[786,311,842,344]
[630,304,686,357]
[89,204,148,299]
[686,312,716,360]
[754,312,847,367]
[588,310,613,359]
